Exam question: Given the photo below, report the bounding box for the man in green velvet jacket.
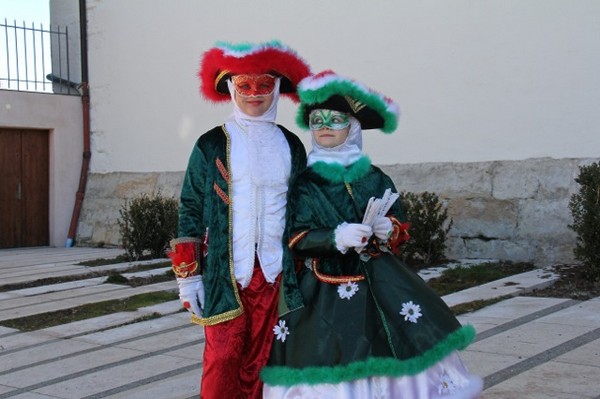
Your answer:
[167,41,310,399]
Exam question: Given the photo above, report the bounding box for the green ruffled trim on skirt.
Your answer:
[261,324,476,386]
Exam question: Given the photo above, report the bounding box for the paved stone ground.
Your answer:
[0,247,599,399]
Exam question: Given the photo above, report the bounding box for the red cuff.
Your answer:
[167,240,204,278]
[387,217,411,255]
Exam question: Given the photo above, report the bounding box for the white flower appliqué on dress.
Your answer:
[438,372,458,395]
[400,300,422,323]
[337,281,359,299]
[273,320,290,342]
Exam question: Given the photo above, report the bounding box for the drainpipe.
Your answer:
[66,0,89,247]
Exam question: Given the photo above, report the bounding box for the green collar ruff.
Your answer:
[310,156,372,183]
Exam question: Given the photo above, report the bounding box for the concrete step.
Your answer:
[0,281,177,322]
[1,248,596,398]
[0,248,125,268]
[442,267,558,307]
[0,258,169,287]
[459,296,600,398]
[2,296,597,399]
[0,313,204,399]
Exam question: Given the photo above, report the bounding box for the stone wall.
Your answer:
[381,157,598,266]
[76,171,183,247]
[76,157,598,266]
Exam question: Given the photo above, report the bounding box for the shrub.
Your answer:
[569,162,600,281]
[400,191,453,266]
[118,193,179,260]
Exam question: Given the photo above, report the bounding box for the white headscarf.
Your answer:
[226,78,290,187]
[307,117,364,167]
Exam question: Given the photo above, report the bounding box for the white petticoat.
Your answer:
[263,352,483,399]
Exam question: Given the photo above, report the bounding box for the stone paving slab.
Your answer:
[0,310,203,398]
[139,298,182,315]
[0,248,125,268]
[100,368,201,399]
[0,281,176,322]
[535,297,600,327]
[72,313,194,345]
[0,326,17,336]
[35,354,200,399]
[1,266,94,286]
[121,266,171,279]
[5,392,59,399]
[4,277,106,297]
[1,265,170,301]
[462,296,600,398]
[0,330,57,352]
[0,338,100,373]
[0,346,145,389]
[167,342,205,362]
[465,298,599,359]
[473,322,593,358]
[0,318,203,398]
[483,360,600,399]
[556,339,600,367]
[458,296,572,334]
[1,262,88,275]
[458,296,570,324]
[0,284,128,310]
[460,350,523,380]
[38,311,162,338]
[0,259,167,287]
[111,324,202,353]
[442,267,558,307]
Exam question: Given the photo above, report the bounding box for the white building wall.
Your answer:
[70,0,600,264]
[85,0,600,173]
[50,0,82,86]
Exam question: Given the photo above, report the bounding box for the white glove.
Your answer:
[334,222,373,253]
[176,275,205,318]
[373,216,393,240]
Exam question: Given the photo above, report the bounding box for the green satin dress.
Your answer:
[262,157,479,394]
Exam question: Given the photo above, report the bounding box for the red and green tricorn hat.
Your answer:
[199,40,311,103]
[296,70,400,133]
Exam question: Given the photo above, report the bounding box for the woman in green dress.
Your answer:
[261,71,483,398]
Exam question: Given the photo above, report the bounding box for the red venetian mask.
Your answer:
[231,74,276,97]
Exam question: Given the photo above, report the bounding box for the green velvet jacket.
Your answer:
[287,156,406,275]
[178,124,306,326]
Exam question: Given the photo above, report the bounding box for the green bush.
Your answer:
[569,162,600,281]
[118,193,179,260]
[400,191,453,266]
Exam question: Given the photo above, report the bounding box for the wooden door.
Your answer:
[0,129,49,248]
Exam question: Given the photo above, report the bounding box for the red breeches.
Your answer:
[200,264,281,399]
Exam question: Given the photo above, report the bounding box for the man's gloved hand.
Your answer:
[373,216,393,240]
[176,275,204,318]
[334,222,373,253]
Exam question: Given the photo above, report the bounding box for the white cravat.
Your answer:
[225,79,291,287]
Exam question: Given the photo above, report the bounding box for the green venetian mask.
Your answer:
[308,109,351,130]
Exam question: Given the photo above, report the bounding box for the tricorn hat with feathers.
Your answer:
[199,40,311,103]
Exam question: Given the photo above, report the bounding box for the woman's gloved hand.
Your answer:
[373,216,393,240]
[334,222,373,253]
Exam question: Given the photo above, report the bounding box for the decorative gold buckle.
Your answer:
[172,261,198,278]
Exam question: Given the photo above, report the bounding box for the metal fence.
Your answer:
[1,18,80,95]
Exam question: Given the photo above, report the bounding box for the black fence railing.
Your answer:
[1,18,80,95]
